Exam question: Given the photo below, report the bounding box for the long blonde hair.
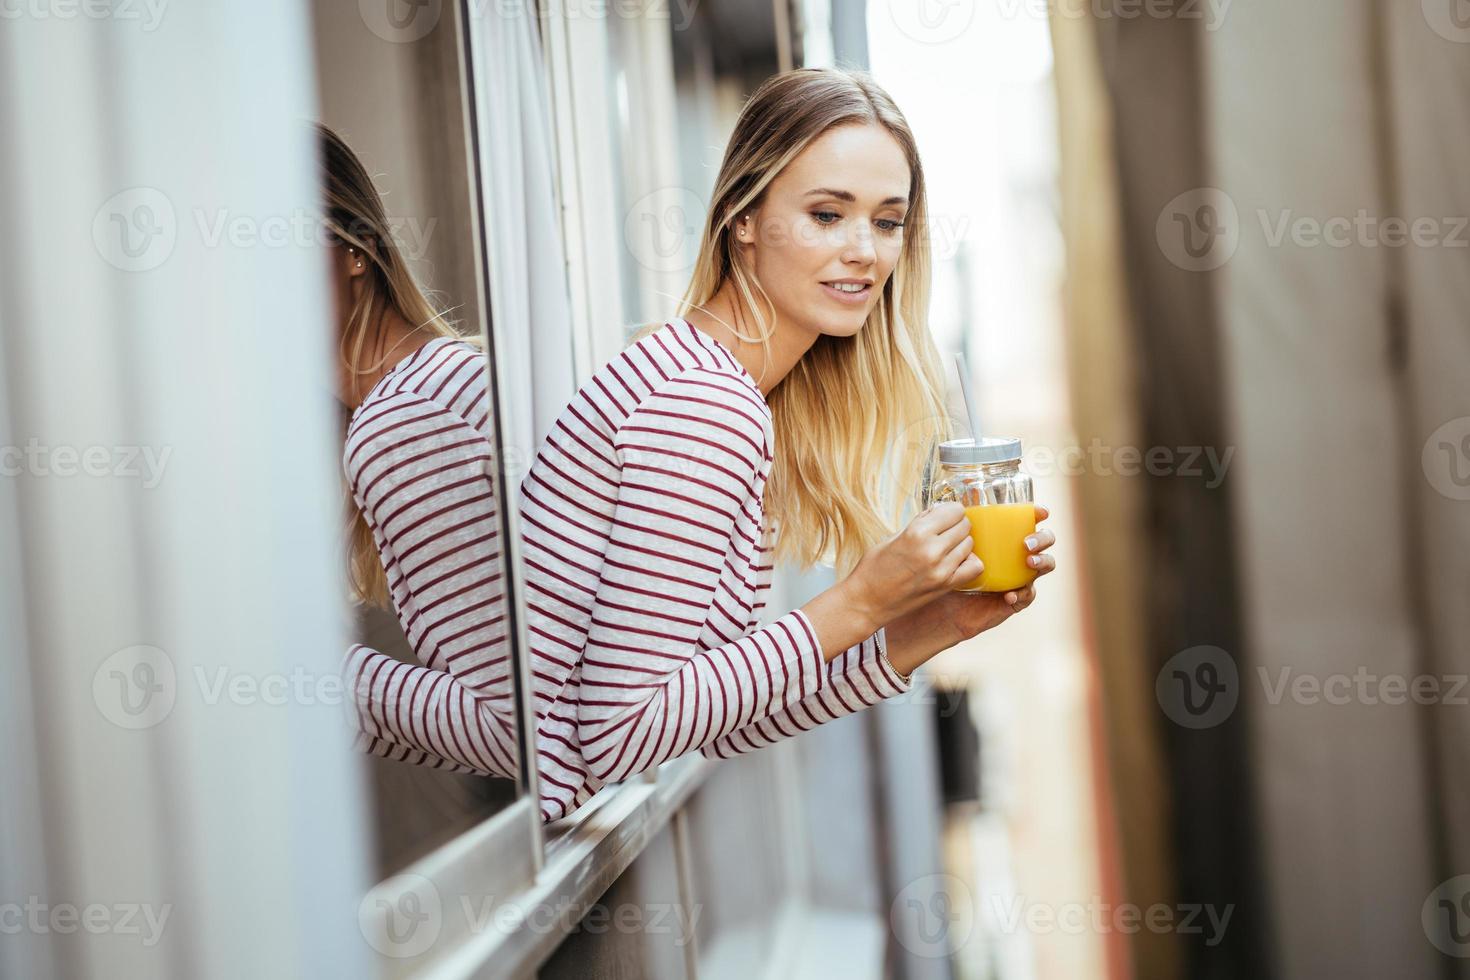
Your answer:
[317,123,470,607]
[642,68,952,575]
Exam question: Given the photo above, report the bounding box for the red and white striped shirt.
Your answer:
[343,338,520,781]
[346,319,913,823]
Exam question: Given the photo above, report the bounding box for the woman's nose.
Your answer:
[842,225,877,265]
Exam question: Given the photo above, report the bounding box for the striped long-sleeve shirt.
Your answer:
[521,317,914,820]
[345,319,913,823]
[343,338,520,780]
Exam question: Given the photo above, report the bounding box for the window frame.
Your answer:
[362,1,802,973]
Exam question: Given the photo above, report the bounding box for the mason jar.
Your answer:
[925,437,1037,593]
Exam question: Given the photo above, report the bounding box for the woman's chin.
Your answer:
[786,304,870,340]
[825,311,871,338]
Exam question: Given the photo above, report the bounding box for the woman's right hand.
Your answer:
[844,502,982,626]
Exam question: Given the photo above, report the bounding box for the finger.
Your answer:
[917,502,964,540]
[1025,529,1057,554]
[1007,586,1037,609]
[1033,504,1050,522]
[1025,553,1057,575]
[948,554,983,589]
[918,501,968,535]
[939,513,975,549]
[943,530,981,574]
[942,537,983,586]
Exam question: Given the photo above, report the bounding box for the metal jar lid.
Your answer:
[939,436,1023,466]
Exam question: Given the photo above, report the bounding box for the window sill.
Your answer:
[415,756,714,978]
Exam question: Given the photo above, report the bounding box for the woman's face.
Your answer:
[736,122,912,340]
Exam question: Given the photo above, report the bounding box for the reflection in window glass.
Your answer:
[312,0,524,875]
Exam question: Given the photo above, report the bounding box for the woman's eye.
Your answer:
[876,218,905,233]
[811,210,840,225]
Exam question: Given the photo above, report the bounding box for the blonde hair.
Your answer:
[639,68,952,575]
[317,123,472,607]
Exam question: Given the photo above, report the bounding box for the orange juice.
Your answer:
[957,502,1037,592]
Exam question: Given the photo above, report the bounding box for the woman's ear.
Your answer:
[733,211,755,246]
[343,245,369,279]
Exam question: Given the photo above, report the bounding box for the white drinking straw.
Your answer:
[955,352,983,445]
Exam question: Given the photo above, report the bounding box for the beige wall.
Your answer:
[1203,1,1460,976]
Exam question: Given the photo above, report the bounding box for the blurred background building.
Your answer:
[0,1,1466,978]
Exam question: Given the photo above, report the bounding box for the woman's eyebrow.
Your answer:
[804,187,909,206]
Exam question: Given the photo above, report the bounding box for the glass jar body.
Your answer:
[927,459,1036,593]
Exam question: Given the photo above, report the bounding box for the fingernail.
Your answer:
[1024,535,1038,550]
[1028,556,1041,567]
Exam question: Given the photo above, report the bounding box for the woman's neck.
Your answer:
[337,310,436,408]
[684,286,820,397]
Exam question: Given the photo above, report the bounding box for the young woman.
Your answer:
[517,68,1056,822]
[326,69,1058,822]
[319,124,522,782]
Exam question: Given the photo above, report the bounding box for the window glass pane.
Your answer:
[311,0,526,875]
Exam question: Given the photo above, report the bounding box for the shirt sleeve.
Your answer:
[341,393,520,780]
[574,369,833,784]
[343,643,516,777]
[700,622,913,760]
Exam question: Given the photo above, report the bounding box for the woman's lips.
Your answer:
[820,281,872,305]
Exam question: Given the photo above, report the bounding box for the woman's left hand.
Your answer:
[884,506,1057,665]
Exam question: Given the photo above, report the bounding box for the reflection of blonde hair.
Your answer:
[637,68,952,574]
[316,123,474,607]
